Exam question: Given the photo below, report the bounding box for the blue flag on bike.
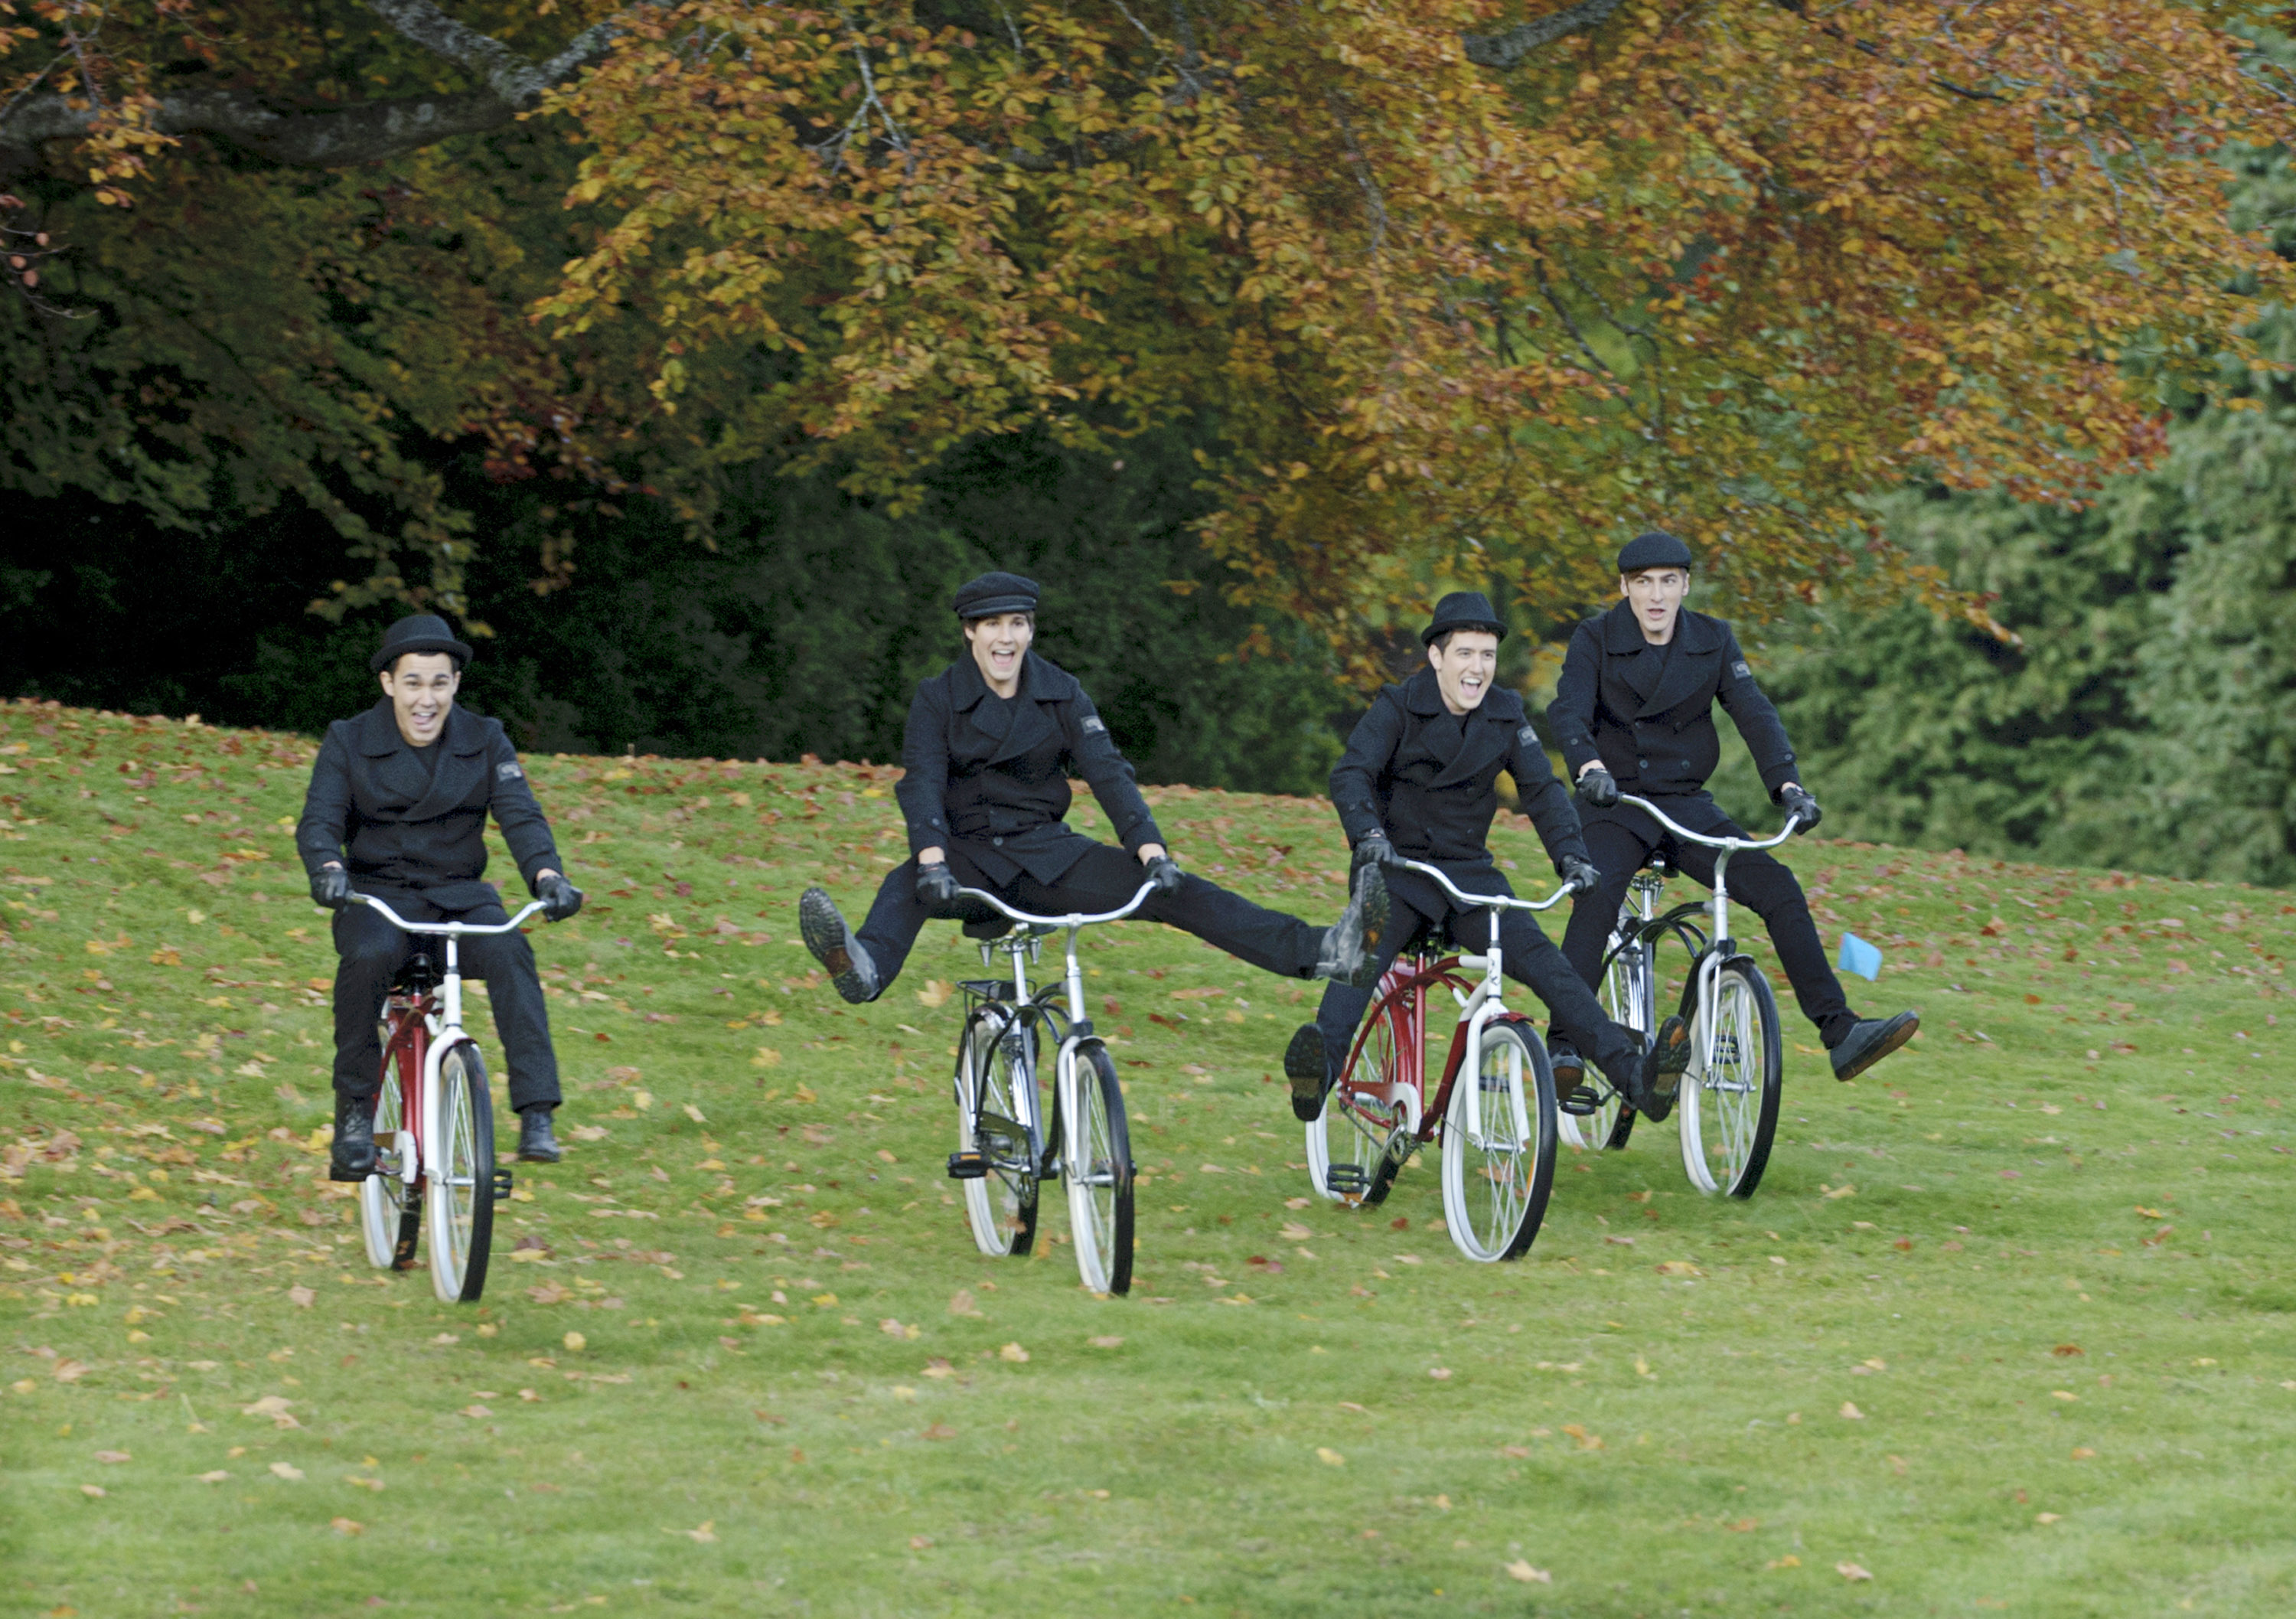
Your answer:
[1836,932,1883,982]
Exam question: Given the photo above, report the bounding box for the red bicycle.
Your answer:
[351,893,536,1304]
[1303,860,1577,1262]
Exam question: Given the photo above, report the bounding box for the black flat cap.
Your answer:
[953,570,1040,620]
[1422,590,1508,646]
[1616,530,1694,575]
[370,612,474,674]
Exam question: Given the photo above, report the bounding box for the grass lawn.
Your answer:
[4,697,2294,1617]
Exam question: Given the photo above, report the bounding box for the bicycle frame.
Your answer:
[347,893,544,1199]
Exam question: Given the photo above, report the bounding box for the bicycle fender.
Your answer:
[1674,949,1762,1023]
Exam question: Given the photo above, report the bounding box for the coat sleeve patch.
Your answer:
[497,761,525,780]
[1518,724,1538,745]
[1730,660,1752,680]
[1081,715,1107,736]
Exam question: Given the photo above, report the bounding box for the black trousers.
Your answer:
[331,889,561,1110]
[1559,795,1857,1047]
[1312,871,1642,1087]
[853,845,1329,994]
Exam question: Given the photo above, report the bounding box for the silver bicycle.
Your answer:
[1576,796,1805,1197]
[943,879,1156,1296]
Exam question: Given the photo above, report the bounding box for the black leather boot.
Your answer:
[329,1092,378,1182]
[516,1105,563,1164]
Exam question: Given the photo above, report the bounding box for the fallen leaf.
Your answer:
[330,1516,363,1536]
[78,1484,106,1499]
[1840,1402,1865,1420]
[459,1404,493,1419]
[1088,1336,1124,1349]
[1504,1561,1551,1585]
[563,1332,586,1353]
[2036,1513,2062,1525]
[196,1470,229,1484]
[1767,1555,1801,1569]
[2052,1343,2084,1357]
[915,980,954,1009]
[240,1395,301,1430]
[1427,1367,1453,1381]
[673,1521,716,1543]
[998,1342,1030,1363]
[287,1284,314,1309]
[910,1535,934,1550]
[921,1422,957,1441]
[1837,1561,1874,1581]
[879,1318,918,1340]
[52,1360,89,1383]
[1560,1424,1603,1451]
[269,1462,304,1481]
[1821,1183,1857,1200]
[93,1451,129,1464]
[2071,1447,2097,1460]
[1279,1221,1313,1241]
[1316,1447,1345,1467]
[1655,1259,1701,1278]
[1726,1518,1760,1533]
[347,1475,385,1490]
[2050,1390,2079,1402]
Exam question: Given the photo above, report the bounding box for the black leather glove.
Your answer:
[1577,768,1620,810]
[310,865,351,910]
[1561,854,1601,895]
[1351,831,1399,870]
[1143,854,1185,896]
[915,860,960,907]
[1780,785,1822,834]
[538,873,585,922]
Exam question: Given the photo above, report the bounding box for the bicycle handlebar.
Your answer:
[347,892,550,935]
[949,879,1161,932]
[1614,793,1805,852]
[1392,857,1580,913]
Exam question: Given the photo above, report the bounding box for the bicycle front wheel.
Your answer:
[357,1034,420,1271]
[425,1040,497,1303]
[1440,1021,1557,1262]
[1306,1000,1413,1207]
[1678,958,1783,1198]
[956,1007,1040,1258]
[1062,1042,1134,1296]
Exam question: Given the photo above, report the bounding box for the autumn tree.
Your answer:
[4,2,2291,651]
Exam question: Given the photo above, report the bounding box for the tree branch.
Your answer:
[1462,0,1628,71]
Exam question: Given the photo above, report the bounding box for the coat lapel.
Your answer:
[985,654,1060,768]
[357,701,432,812]
[1638,611,1723,719]
[1430,694,1518,789]
[400,707,486,823]
[1600,602,1667,710]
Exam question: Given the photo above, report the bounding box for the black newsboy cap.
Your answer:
[1616,530,1694,575]
[1422,590,1508,646]
[370,612,474,674]
[953,571,1041,619]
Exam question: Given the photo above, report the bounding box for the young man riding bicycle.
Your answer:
[798,571,1391,1006]
[1283,592,1692,1124]
[296,614,585,1180]
[1546,530,1917,1084]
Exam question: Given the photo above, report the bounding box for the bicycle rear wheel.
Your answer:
[1062,1042,1134,1295]
[1440,1021,1557,1262]
[955,1007,1040,1258]
[358,1029,421,1271]
[1564,929,1646,1154]
[425,1040,497,1303]
[1306,998,1414,1207]
[1678,958,1783,1198]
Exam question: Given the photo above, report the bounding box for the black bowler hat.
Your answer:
[953,570,1040,620]
[369,612,475,674]
[1616,530,1694,576]
[1421,590,1508,646]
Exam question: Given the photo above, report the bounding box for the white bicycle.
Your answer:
[943,879,1157,1295]
[347,893,542,1302]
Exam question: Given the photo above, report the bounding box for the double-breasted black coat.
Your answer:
[895,650,1163,888]
[295,700,561,910]
[1330,668,1588,914]
[1545,602,1799,802]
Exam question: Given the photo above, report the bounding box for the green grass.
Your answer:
[5,697,2295,1617]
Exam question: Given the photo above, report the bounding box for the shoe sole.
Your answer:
[1548,1047,1585,1088]
[1343,867,1394,988]
[1636,1017,1691,1122]
[516,1150,563,1164]
[1284,1025,1329,1121]
[798,887,873,1004]
[1833,1013,1920,1082]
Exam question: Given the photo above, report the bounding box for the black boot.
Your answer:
[1284,1023,1332,1123]
[1315,864,1393,988]
[798,887,879,1004]
[517,1105,563,1164]
[1625,1016,1692,1124]
[1829,1012,1920,1082]
[329,1092,378,1183]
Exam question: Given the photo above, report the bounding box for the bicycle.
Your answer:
[1575,794,1806,1197]
[943,879,1157,1296]
[1303,860,1573,1263]
[347,893,536,1303]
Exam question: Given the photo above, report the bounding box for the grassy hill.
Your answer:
[5,699,2294,1617]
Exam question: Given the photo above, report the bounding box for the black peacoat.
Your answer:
[896,651,1163,887]
[295,701,562,911]
[1329,667,1589,909]
[1546,602,1799,802]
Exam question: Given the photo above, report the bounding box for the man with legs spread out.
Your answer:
[1283,592,1693,1125]
[1547,530,1918,1085]
[798,571,1391,1010]
[297,614,586,1180]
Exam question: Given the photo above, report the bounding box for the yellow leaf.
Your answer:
[1837,1562,1873,1581]
[330,1516,364,1536]
[673,1521,716,1543]
[916,980,953,1009]
[1839,1402,1865,1420]
[683,1104,707,1124]
[1316,1447,1345,1467]
[999,1343,1030,1363]
[1505,1561,1551,1585]
[563,1332,586,1353]
[269,1462,304,1481]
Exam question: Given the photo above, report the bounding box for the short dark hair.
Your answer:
[1429,624,1502,653]
[387,649,465,677]
[963,611,1035,632]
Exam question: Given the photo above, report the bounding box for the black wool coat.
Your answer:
[896,651,1163,887]
[1546,602,1799,802]
[1329,668,1589,911]
[295,701,562,912]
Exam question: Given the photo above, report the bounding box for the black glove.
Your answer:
[1143,854,1185,896]
[1561,854,1601,895]
[1577,768,1620,810]
[1779,785,1822,834]
[915,860,960,907]
[538,873,585,922]
[1351,831,1399,870]
[310,865,351,910]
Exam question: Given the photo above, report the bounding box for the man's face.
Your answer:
[380,652,459,747]
[964,612,1034,690]
[1621,567,1689,643]
[1427,629,1500,715]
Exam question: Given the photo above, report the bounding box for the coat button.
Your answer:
[992,836,1004,847]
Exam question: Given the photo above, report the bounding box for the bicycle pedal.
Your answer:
[946,1151,988,1181]
[491,1167,514,1200]
[1325,1164,1369,1193]
[1558,1085,1604,1117]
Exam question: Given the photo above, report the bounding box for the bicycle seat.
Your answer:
[390,951,439,995]
[961,916,1016,941]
